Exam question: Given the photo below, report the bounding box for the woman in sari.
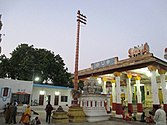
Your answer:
[21,105,32,125]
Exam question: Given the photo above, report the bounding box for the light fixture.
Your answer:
[34,77,40,81]
[39,90,45,95]
[55,91,60,95]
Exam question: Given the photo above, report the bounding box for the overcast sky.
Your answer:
[0,0,167,73]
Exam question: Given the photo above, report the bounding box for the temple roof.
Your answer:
[77,53,167,82]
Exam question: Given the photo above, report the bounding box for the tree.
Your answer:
[8,44,35,80]
[6,43,72,86]
[51,54,71,86]
[0,54,9,78]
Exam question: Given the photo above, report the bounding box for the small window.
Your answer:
[61,96,68,102]
[3,87,9,97]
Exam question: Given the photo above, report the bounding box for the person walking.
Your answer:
[45,101,53,124]
[154,105,166,125]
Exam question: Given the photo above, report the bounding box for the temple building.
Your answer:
[77,43,167,118]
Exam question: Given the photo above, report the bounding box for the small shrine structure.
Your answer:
[79,77,110,122]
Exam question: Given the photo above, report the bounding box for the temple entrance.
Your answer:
[132,85,145,104]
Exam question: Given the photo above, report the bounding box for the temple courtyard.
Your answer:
[0,107,154,125]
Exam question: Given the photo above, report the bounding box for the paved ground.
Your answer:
[0,107,155,125]
[0,111,155,125]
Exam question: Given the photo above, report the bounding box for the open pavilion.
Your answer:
[77,43,167,118]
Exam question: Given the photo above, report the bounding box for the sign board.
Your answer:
[91,57,118,69]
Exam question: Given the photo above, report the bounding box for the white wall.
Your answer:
[32,85,72,107]
[0,78,33,109]
[0,78,73,110]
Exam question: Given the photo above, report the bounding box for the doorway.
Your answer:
[54,95,59,105]
[47,95,51,103]
[39,95,44,105]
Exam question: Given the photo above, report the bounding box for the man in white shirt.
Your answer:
[154,105,166,125]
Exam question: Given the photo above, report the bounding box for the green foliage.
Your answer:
[0,54,9,78]
[1,43,73,87]
[8,44,35,80]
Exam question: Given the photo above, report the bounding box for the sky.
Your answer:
[0,0,167,73]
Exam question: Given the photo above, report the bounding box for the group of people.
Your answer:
[140,105,167,125]
[4,101,54,125]
[140,110,154,123]
[4,102,41,125]
[4,100,167,125]
[122,105,167,125]
[19,104,41,125]
[4,101,18,124]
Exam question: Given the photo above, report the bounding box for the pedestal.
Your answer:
[80,95,110,122]
[136,112,142,121]
[111,110,116,117]
[136,103,143,120]
[52,106,69,123]
[52,111,69,123]
[115,103,122,118]
[128,103,133,113]
[112,102,116,111]
[137,103,143,113]
[68,106,86,123]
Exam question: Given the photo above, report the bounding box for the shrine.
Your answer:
[80,77,110,122]
[77,43,167,119]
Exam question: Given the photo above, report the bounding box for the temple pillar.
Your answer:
[114,72,122,118]
[135,75,143,120]
[126,73,133,113]
[158,69,167,113]
[111,79,116,116]
[148,65,160,111]
[135,76,143,113]
[102,78,107,94]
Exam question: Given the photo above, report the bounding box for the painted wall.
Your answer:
[0,79,73,110]
[32,84,72,107]
[0,78,33,109]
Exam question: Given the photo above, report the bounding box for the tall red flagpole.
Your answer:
[74,10,87,90]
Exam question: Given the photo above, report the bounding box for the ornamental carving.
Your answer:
[83,77,102,95]
[128,42,150,57]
